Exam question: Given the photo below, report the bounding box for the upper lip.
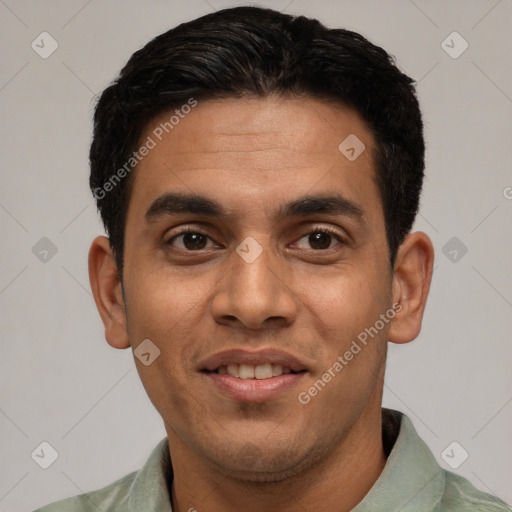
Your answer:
[200,348,308,372]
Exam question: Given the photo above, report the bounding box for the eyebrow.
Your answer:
[282,195,363,219]
[145,192,364,224]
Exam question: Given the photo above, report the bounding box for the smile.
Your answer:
[199,348,309,402]
[211,363,298,379]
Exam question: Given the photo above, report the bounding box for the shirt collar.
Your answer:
[128,436,173,511]
[353,408,445,511]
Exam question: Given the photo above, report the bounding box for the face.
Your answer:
[96,96,413,482]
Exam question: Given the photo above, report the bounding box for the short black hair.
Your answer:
[90,6,424,277]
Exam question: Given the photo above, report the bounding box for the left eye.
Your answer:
[295,229,343,250]
[167,230,214,251]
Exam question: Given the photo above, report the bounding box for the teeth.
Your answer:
[254,363,272,379]
[272,364,283,377]
[217,364,292,380]
[227,364,239,378]
[239,364,255,379]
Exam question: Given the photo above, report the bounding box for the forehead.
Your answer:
[126,96,381,226]
[145,96,373,162]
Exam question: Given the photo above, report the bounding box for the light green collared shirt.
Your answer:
[34,409,510,511]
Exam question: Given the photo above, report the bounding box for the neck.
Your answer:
[167,405,386,512]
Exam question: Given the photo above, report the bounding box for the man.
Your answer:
[35,6,509,512]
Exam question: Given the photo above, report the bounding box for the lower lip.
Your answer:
[203,372,306,403]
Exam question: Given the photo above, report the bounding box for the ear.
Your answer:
[88,235,130,349]
[388,231,434,344]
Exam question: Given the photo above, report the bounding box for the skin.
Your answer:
[89,96,434,512]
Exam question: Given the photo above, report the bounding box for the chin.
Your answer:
[205,441,322,484]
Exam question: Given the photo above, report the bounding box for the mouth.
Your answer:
[200,349,308,402]
[204,363,304,380]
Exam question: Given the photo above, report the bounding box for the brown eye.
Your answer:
[181,232,208,250]
[167,230,213,251]
[308,231,333,250]
[295,228,344,251]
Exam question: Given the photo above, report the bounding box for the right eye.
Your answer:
[166,229,216,251]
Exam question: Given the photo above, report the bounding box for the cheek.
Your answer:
[297,270,389,413]
[123,270,208,425]
[305,263,389,337]
[122,269,209,398]
[126,266,204,334]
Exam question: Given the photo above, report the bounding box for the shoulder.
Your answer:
[32,437,172,512]
[439,470,511,511]
[33,470,137,512]
[379,410,510,512]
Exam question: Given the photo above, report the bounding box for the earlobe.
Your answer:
[388,232,434,344]
[88,236,130,349]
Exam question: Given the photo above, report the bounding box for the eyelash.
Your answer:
[165,225,346,251]
[166,227,211,248]
[297,226,345,249]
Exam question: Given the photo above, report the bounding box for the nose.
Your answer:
[211,240,298,331]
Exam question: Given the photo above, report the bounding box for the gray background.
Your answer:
[1,0,511,510]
